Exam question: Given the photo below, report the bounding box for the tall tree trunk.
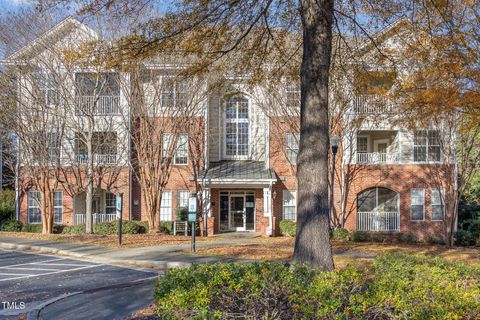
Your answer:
[293,0,335,270]
[85,135,94,234]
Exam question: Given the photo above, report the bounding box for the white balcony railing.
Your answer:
[357,211,400,232]
[353,95,395,114]
[77,154,117,165]
[75,96,120,115]
[356,152,399,164]
[74,213,117,225]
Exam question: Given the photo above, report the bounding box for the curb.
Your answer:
[0,242,192,270]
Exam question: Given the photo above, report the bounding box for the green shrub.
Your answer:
[154,253,480,319]
[455,230,476,246]
[160,221,173,234]
[22,224,42,233]
[62,224,86,234]
[427,235,446,245]
[351,230,369,242]
[0,219,22,232]
[93,220,146,235]
[461,219,480,246]
[0,190,15,224]
[332,228,349,240]
[279,220,296,237]
[399,232,417,244]
[176,207,188,221]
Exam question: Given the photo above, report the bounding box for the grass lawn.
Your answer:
[0,231,218,248]
[191,237,480,267]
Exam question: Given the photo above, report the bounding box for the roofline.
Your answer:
[3,16,99,63]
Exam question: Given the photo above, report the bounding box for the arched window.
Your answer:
[224,96,249,158]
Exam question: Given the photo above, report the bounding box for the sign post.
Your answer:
[116,192,123,245]
[188,195,197,252]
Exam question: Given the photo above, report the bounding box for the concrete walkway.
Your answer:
[0,235,255,270]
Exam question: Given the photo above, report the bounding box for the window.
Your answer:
[162,133,188,164]
[160,191,172,221]
[160,77,189,109]
[357,187,398,212]
[53,191,63,224]
[105,192,116,215]
[411,189,425,220]
[178,191,190,208]
[431,189,445,221]
[34,72,58,105]
[414,130,441,162]
[357,136,368,153]
[285,133,299,164]
[282,190,297,221]
[286,82,300,109]
[47,132,60,163]
[225,96,249,158]
[75,73,120,115]
[175,134,188,164]
[28,191,41,224]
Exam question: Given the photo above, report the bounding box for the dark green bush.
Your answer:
[427,235,446,245]
[0,190,15,224]
[0,219,22,232]
[399,232,417,244]
[455,230,476,246]
[175,207,188,221]
[154,253,480,319]
[22,224,42,233]
[160,221,173,234]
[279,220,296,237]
[62,224,86,234]
[332,228,349,240]
[460,219,480,246]
[351,230,369,242]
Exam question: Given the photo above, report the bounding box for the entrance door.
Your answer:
[92,197,100,214]
[230,195,245,231]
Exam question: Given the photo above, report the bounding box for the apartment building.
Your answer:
[4,17,453,240]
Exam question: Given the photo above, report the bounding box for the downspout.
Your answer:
[15,135,20,221]
[268,182,273,236]
[127,72,132,221]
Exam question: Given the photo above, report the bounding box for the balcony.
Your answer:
[357,211,400,232]
[356,152,399,164]
[353,94,395,114]
[77,154,117,165]
[75,96,120,115]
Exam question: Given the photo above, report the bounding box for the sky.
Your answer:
[0,0,32,11]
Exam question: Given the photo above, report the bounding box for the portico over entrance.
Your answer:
[199,161,277,235]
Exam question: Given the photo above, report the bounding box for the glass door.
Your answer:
[229,195,245,231]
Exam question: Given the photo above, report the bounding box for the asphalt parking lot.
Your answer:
[0,249,161,320]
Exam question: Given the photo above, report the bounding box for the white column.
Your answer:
[202,188,211,218]
[263,186,273,236]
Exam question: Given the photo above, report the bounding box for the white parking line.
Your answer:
[37,263,92,267]
[0,258,66,269]
[0,264,103,282]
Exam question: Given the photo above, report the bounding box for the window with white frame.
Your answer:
[431,189,445,221]
[34,72,58,106]
[162,133,188,164]
[47,132,60,163]
[105,192,116,215]
[286,82,300,109]
[411,188,425,221]
[414,130,441,162]
[178,190,190,208]
[28,191,42,224]
[225,96,249,158]
[356,136,368,153]
[285,133,299,164]
[160,77,189,109]
[282,190,297,221]
[53,191,63,224]
[160,191,172,221]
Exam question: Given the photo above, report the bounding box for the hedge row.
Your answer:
[155,253,480,319]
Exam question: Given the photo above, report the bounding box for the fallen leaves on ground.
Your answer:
[0,231,217,248]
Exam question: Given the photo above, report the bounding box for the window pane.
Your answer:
[175,134,188,164]
[411,189,425,220]
[178,191,190,208]
[414,131,427,145]
[411,205,424,220]
[428,146,441,161]
[357,188,376,212]
[357,137,368,153]
[414,146,427,162]
[282,190,297,221]
[160,191,172,221]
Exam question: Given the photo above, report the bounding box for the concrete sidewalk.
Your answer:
[0,235,253,269]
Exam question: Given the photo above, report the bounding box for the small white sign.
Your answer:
[116,195,122,218]
[188,197,197,213]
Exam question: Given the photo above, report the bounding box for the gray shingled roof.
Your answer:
[200,161,275,181]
